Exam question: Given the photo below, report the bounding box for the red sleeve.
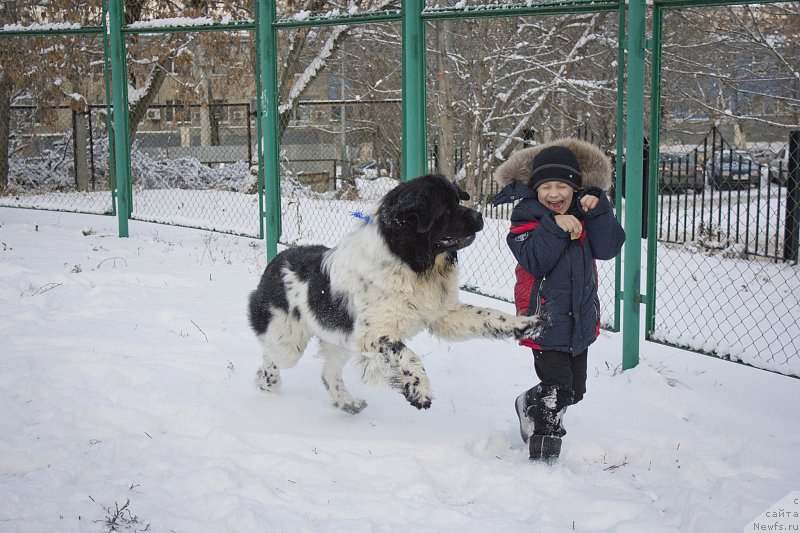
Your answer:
[509,221,539,235]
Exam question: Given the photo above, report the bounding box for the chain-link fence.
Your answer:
[654,127,798,262]
[424,13,621,328]
[0,32,114,216]
[0,104,114,215]
[3,2,798,377]
[650,4,800,376]
[277,21,404,247]
[275,12,622,329]
[130,100,260,236]
[278,98,403,247]
[124,30,260,237]
[0,5,262,236]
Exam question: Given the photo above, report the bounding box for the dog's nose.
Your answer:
[470,210,484,231]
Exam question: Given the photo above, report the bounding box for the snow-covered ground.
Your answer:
[1,207,798,532]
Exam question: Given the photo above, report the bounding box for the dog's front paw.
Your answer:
[405,385,433,410]
[373,337,434,410]
[513,315,544,341]
[255,364,281,391]
[335,398,368,415]
[401,378,433,410]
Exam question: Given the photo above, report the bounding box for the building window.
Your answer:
[295,104,310,122]
[166,100,187,123]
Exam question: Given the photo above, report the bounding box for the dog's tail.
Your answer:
[248,289,270,335]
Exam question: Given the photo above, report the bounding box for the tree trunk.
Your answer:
[432,22,456,179]
[733,119,747,148]
[128,65,167,142]
[207,78,220,146]
[73,110,90,191]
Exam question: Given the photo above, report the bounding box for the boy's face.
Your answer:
[536,181,575,214]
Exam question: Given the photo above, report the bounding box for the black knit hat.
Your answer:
[530,145,582,190]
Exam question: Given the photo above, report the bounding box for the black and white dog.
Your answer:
[248,174,542,413]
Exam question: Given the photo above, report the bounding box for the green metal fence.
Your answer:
[1,0,798,377]
[0,104,114,215]
[0,2,261,237]
[653,127,799,262]
[0,27,115,216]
[268,2,626,331]
[647,2,800,376]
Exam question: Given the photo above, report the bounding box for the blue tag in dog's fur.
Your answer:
[351,211,373,224]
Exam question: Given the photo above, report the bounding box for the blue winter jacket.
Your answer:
[497,182,625,355]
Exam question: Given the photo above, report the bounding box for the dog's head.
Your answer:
[377,174,484,274]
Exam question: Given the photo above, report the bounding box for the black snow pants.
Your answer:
[525,348,588,437]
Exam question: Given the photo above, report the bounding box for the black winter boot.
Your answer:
[525,384,571,463]
[515,387,566,443]
[514,389,536,444]
[529,384,571,438]
[529,435,562,464]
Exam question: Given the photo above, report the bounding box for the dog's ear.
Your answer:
[457,187,470,201]
[410,197,437,233]
[403,193,437,233]
[384,190,437,233]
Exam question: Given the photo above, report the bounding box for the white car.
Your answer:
[357,161,393,180]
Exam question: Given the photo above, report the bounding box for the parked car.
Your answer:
[355,160,394,180]
[767,146,791,186]
[657,152,705,193]
[707,149,760,189]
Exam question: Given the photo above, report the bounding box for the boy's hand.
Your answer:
[554,214,582,234]
[580,195,599,212]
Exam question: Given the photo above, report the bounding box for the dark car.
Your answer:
[707,150,760,189]
[657,152,705,193]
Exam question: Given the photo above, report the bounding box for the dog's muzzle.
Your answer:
[436,234,476,251]
[436,209,483,252]
[467,209,484,232]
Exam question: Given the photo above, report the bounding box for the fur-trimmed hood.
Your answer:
[494,138,612,192]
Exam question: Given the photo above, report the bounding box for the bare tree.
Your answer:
[276,0,398,139]
[427,13,617,203]
[335,21,403,177]
[5,1,795,199]
[661,4,800,146]
[0,0,399,189]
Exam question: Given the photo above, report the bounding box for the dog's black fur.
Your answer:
[249,174,542,413]
[377,174,480,273]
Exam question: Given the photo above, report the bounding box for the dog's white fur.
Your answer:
[253,220,541,413]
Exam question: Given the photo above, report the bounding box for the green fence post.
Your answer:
[645,5,664,338]
[108,0,131,237]
[622,0,646,370]
[401,0,426,181]
[101,0,117,217]
[257,0,280,260]
[613,4,626,333]
[253,3,265,241]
